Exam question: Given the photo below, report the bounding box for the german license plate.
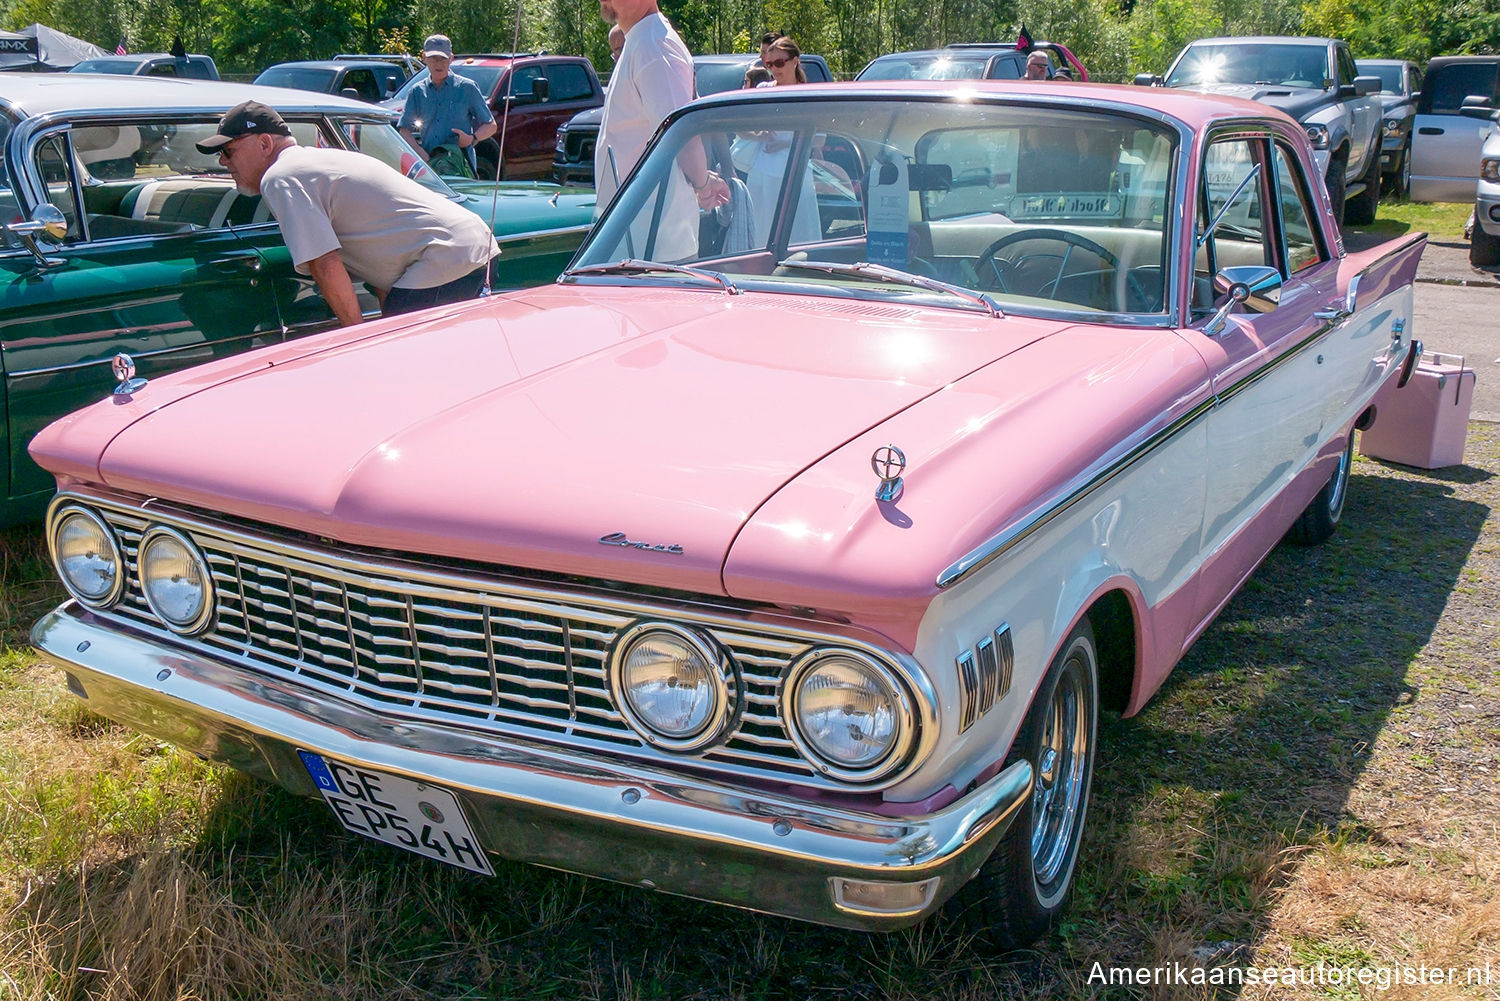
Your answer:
[298,751,493,875]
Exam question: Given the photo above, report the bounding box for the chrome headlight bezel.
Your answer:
[1481,157,1500,183]
[1305,124,1330,149]
[783,647,917,784]
[48,504,125,609]
[1382,117,1403,136]
[137,525,215,635]
[608,621,740,752]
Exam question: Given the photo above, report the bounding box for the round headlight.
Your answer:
[609,623,737,751]
[50,506,124,608]
[785,649,913,782]
[138,526,213,633]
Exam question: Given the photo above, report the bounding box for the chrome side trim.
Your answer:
[937,393,1218,588]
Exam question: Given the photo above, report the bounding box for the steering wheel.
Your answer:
[976,228,1121,298]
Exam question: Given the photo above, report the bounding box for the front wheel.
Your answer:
[954,617,1098,948]
[1472,219,1500,267]
[1325,153,1348,226]
[1344,149,1381,226]
[1287,433,1353,545]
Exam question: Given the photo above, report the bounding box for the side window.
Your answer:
[147,62,177,77]
[1335,47,1356,87]
[184,60,214,80]
[343,69,379,101]
[1409,66,1421,95]
[1420,64,1498,115]
[989,56,1023,80]
[1194,137,1270,310]
[508,65,546,103]
[32,133,81,241]
[546,63,594,102]
[1272,142,1324,275]
[805,132,865,240]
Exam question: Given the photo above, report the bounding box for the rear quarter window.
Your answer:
[547,62,595,101]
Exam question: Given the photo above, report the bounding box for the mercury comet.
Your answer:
[29,80,1425,945]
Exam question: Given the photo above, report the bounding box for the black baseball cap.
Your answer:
[195,101,292,153]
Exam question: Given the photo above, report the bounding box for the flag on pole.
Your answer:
[170,35,186,59]
[114,35,128,55]
[1016,24,1034,51]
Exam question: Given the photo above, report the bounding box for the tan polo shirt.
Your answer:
[260,145,498,290]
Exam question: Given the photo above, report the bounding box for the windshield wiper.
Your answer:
[777,259,1004,317]
[565,259,741,294]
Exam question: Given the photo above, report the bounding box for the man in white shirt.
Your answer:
[198,101,499,326]
[594,0,728,259]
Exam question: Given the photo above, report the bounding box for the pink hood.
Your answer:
[49,286,1064,596]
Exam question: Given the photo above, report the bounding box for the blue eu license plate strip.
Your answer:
[298,750,493,875]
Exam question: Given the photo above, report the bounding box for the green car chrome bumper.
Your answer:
[33,602,1030,931]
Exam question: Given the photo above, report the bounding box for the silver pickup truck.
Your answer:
[1140,36,1384,225]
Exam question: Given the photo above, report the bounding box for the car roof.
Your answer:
[260,60,393,71]
[1186,36,1333,46]
[1424,55,1500,68]
[1355,58,1410,65]
[690,78,1289,130]
[0,74,380,118]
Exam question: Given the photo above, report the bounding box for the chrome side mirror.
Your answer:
[1204,265,1282,336]
[5,204,68,267]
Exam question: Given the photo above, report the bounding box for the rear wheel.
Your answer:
[1344,149,1381,226]
[954,616,1098,948]
[1288,433,1353,545]
[1472,219,1500,267]
[1384,139,1411,199]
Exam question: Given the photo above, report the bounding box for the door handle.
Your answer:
[1418,127,1444,135]
[210,253,262,274]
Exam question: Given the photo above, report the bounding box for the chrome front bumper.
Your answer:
[33,603,1030,930]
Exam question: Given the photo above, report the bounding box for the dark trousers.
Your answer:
[382,264,489,317]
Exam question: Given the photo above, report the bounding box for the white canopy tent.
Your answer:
[0,24,107,72]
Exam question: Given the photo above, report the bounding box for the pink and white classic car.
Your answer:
[31,81,1425,945]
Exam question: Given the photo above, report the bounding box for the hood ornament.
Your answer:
[871,445,906,502]
[111,353,148,399]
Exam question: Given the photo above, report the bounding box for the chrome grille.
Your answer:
[101,508,820,781]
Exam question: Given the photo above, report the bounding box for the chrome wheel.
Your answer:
[1030,640,1093,897]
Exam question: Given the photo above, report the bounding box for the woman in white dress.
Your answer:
[742,37,823,247]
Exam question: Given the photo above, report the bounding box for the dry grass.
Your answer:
[0,423,1496,999]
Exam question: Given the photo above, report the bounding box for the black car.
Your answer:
[1356,58,1422,196]
[254,59,408,102]
[69,52,219,79]
[552,52,832,185]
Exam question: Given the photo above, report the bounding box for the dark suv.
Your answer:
[551,52,832,185]
[254,60,407,102]
[383,53,603,180]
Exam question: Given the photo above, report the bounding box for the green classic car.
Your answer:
[0,75,595,525]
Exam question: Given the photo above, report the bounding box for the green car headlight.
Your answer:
[50,506,124,608]
[138,526,214,634]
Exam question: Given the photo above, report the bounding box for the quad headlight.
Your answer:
[138,526,214,634]
[784,648,914,783]
[609,622,738,751]
[50,506,124,608]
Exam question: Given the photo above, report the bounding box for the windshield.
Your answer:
[572,97,1177,316]
[65,119,457,199]
[1357,63,1403,94]
[71,58,141,75]
[1166,43,1329,89]
[858,54,995,81]
[392,64,505,102]
[255,67,338,92]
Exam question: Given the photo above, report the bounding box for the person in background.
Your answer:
[1025,50,1051,80]
[398,34,497,174]
[742,64,772,89]
[594,0,729,238]
[757,31,781,68]
[608,24,625,62]
[763,36,807,84]
[200,101,498,326]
